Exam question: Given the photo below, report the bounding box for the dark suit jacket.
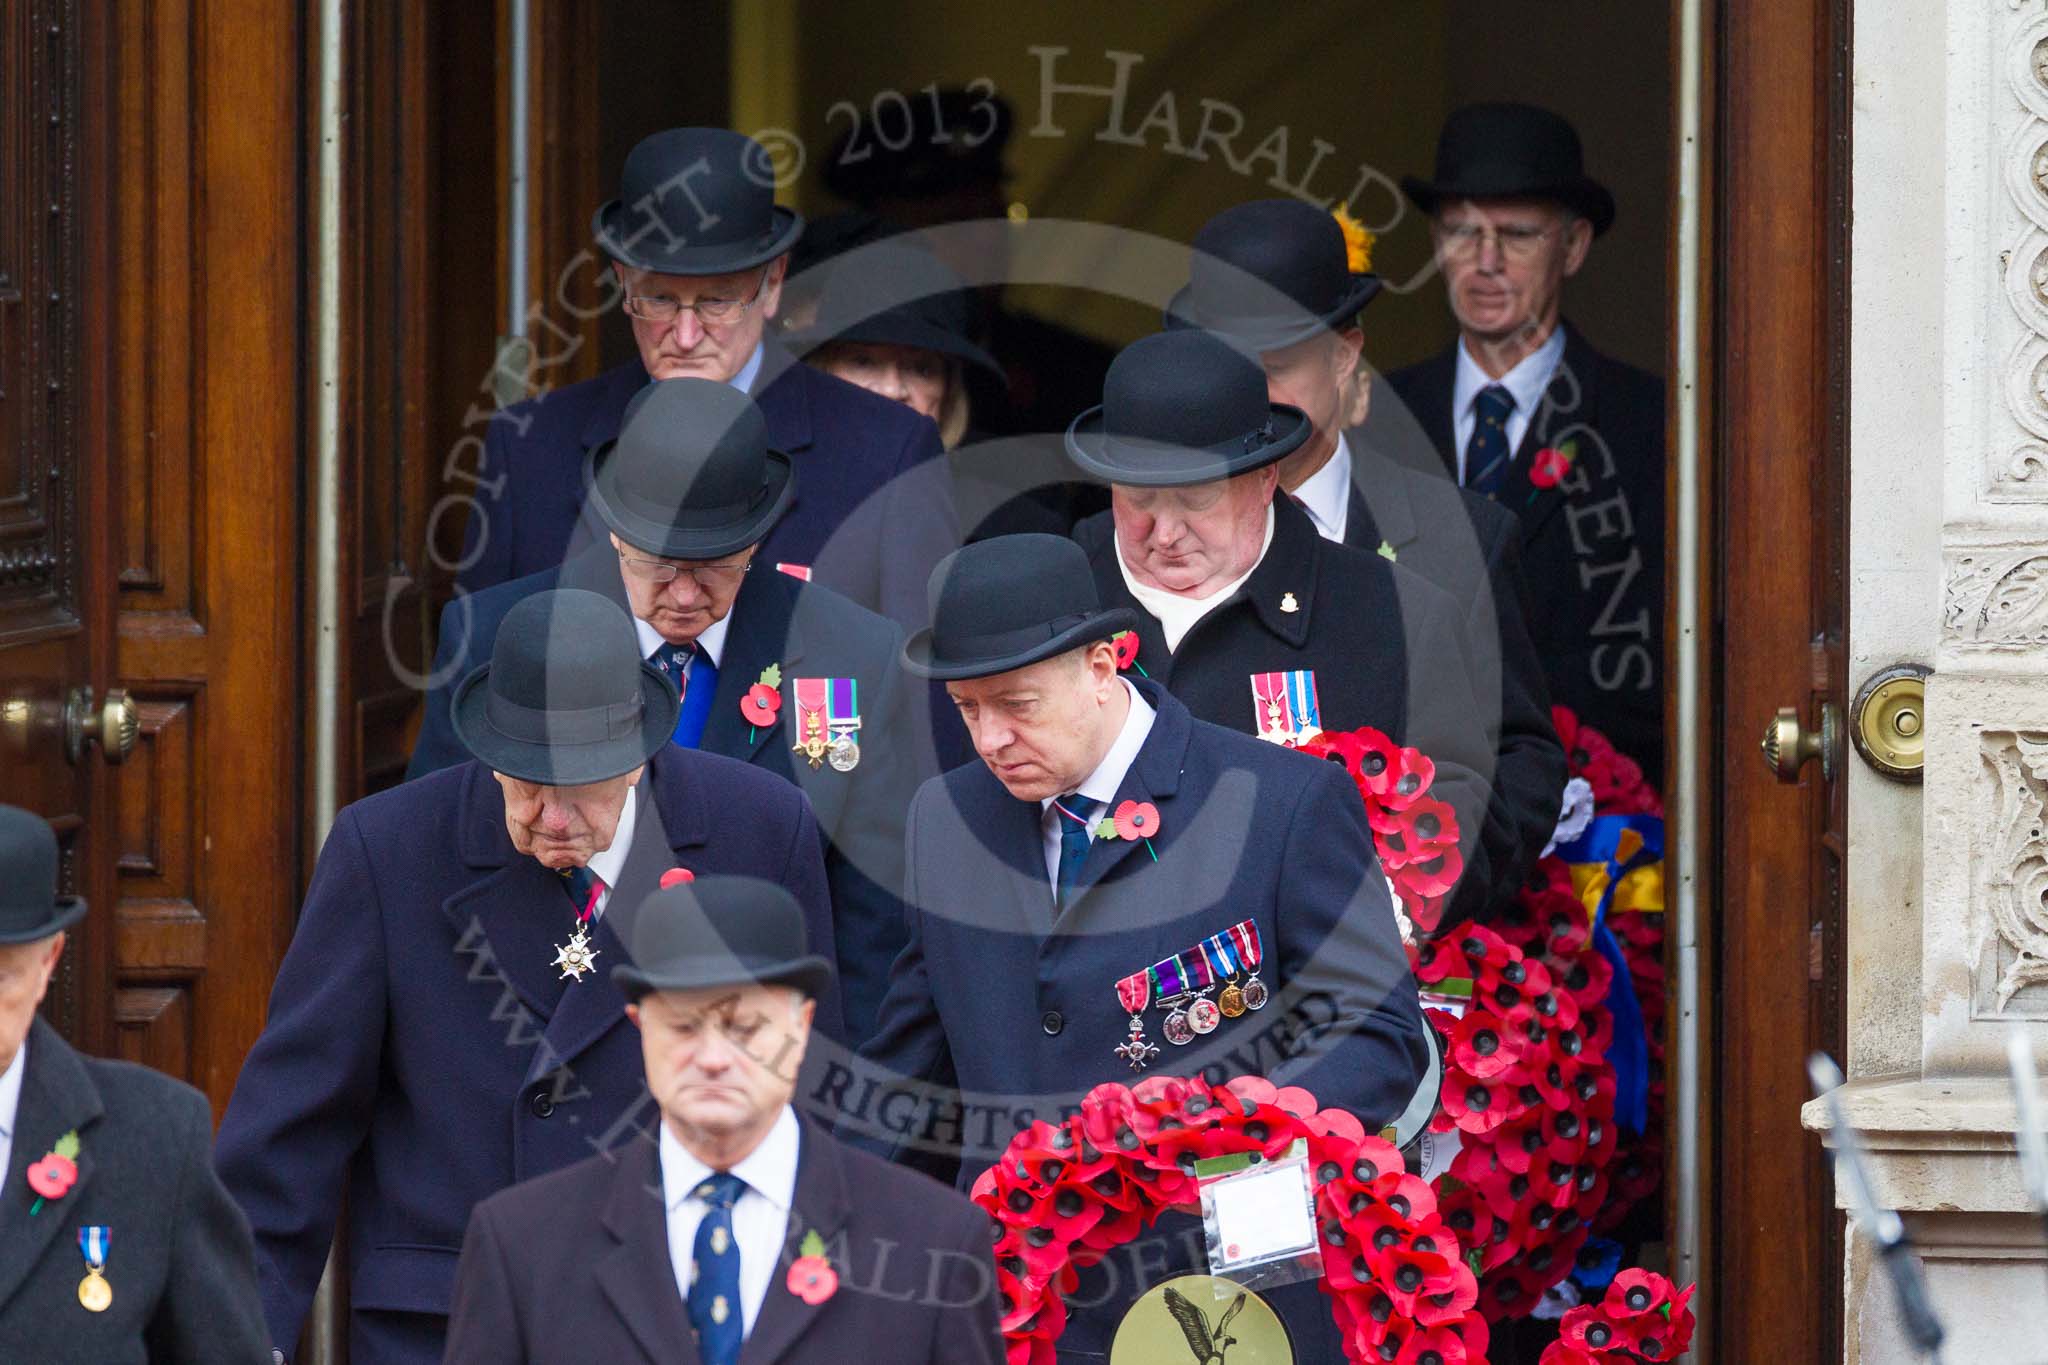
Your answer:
[443,1115,1002,1365]
[214,752,835,1365]
[1340,441,1567,918]
[1073,497,1501,911]
[454,348,959,632]
[853,680,1427,1172]
[408,548,920,1044]
[0,1018,268,1364]
[1383,323,1666,779]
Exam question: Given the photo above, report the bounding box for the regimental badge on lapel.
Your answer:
[1249,670,1323,747]
[790,677,861,771]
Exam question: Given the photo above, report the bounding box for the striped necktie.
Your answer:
[1052,795,1102,907]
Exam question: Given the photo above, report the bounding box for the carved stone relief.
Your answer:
[1991,17,2048,500]
[1977,731,2048,1018]
[1943,548,2048,652]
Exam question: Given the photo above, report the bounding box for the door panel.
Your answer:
[1708,0,1849,1356]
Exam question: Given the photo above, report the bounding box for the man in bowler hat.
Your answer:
[455,127,959,633]
[216,590,836,1365]
[445,876,1002,1364]
[0,805,269,1363]
[1382,102,1666,779]
[1065,329,1500,912]
[853,533,1428,1361]
[1167,197,1567,921]
[411,378,924,1043]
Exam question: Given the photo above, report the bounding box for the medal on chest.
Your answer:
[1250,670,1323,747]
[77,1226,111,1313]
[552,870,604,982]
[1113,971,1160,1070]
[792,677,862,771]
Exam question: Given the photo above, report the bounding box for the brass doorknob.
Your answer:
[64,686,139,765]
[1761,702,1839,784]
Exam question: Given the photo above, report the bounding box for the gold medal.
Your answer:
[1219,981,1246,1017]
[78,1268,111,1313]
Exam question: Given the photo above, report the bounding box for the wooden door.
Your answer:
[0,0,306,1118]
[1703,0,1850,1357]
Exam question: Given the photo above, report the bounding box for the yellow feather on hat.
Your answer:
[1332,205,1375,274]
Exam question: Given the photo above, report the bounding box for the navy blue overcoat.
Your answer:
[214,749,835,1365]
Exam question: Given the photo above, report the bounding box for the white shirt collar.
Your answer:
[730,342,766,396]
[1115,504,1276,653]
[1290,432,1353,543]
[660,1104,801,1214]
[633,609,732,671]
[585,780,638,891]
[1452,325,1566,480]
[1041,678,1157,815]
[0,1036,25,1144]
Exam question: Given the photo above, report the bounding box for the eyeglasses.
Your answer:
[621,269,771,327]
[1434,222,1559,263]
[617,551,754,590]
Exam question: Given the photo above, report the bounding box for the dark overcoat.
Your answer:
[453,347,959,632]
[443,1115,1003,1365]
[1383,322,1666,778]
[0,1018,269,1364]
[408,548,922,1043]
[213,751,834,1365]
[846,682,1426,1364]
[1341,439,1568,916]
[1073,496,1501,910]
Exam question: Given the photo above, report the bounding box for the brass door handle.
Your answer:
[64,686,139,765]
[1761,702,1839,784]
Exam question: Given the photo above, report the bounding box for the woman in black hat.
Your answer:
[789,239,1105,541]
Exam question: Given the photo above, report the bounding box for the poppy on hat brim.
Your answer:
[903,604,1139,682]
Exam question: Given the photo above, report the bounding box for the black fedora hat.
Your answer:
[1401,102,1616,237]
[1065,329,1310,488]
[1164,199,1381,351]
[903,533,1137,681]
[784,241,1003,381]
[585,378,796,561]
[450,588,680,786]
[613,875,834,1003]
[594,128,805,276]
[0,805,86,945]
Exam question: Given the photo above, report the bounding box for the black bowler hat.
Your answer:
[594,128,805,276]
[1401,102,1616,237]
[1065,330,1310,488]
[903,534,1137,681]
[450,589,680,786]
[585,379,796,561]
[1164,199,1382,351]
[613,875,834,1003]
[784,241,1003,381]
[821,88,1013,205]
[0,805,86,945]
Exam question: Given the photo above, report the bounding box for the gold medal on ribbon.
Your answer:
[77,1226,112,1312]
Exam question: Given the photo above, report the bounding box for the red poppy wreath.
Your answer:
[976,1075,1493,1365]
[1307,719,1687,1328]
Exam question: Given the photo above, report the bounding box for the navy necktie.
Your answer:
[687,1171,748,1364]
[1053,796,1102,907]
[558,865,604,917]
[1464,384,1516,497]
[652,641,719,748]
